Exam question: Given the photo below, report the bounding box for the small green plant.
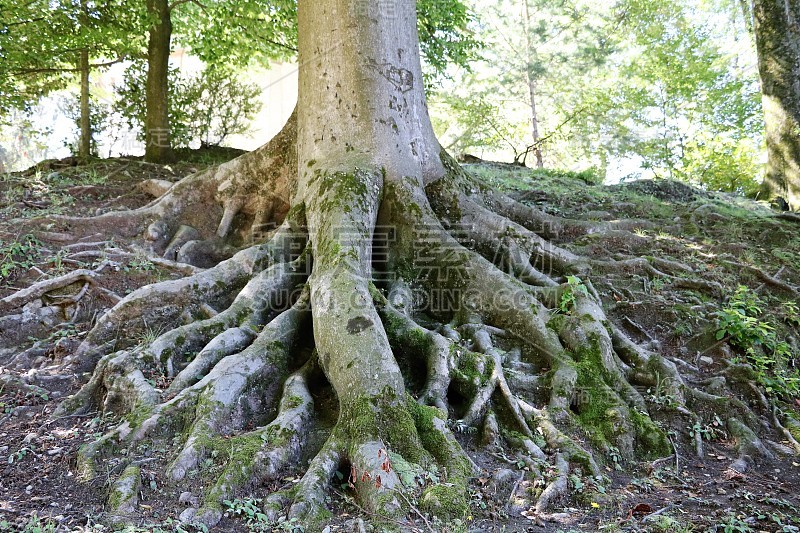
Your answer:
[607,446,622,470]
[559,275,589,314]
[650,276,667,292]
[715,514,754,532]
[714,286,800,400]
[0,513,58,532]
[688,415,724,441]
[569,473,585,493]
[8,445,34,464]
[715,286,772,347]
[125,253,156,273]
[649,514,694,532]
[82,167,108,185]
[782,301,800,327]
[646,372,679,408]
[0,234,42,282]
[135,322,163,348]
[223,499,305,533]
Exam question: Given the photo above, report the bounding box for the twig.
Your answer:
[41,412,98,427]
[394,488,435,533]
[332,489,416,530]
[667,433,680,474]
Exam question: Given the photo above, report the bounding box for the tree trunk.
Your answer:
[144,0,175,164]
[25,1,794,530]
[523,0,544,168]
[78,49,91,160]
[754,0,800,210]
[740,0,755,33]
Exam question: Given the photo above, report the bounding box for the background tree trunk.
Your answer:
[754,0,800,209]
[144,0,175,164]
[78,49,91,160]
[523,0,544,168]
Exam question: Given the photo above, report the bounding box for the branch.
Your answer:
[5,16,47,27]
[168,0,207,11]
[516,106,589,160]
[12,55,127,76]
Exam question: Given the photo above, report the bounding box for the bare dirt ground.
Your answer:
[1,155,799,532]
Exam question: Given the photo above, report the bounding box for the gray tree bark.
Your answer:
[754,0,800,209]
[296,0,444,446]
[25,1,794,530]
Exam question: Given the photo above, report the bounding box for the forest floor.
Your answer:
[0,152,799,532]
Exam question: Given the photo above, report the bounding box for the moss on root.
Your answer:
[340,390,427,465]
[572,336,670,460]
[420,484,469,519]
[409,400,471,519]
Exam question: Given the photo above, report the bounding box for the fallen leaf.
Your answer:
[722,468,745,481]
[631,503,653,517]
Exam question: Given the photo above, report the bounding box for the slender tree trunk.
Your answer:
[753,0,800,210]
[523,0,544,168]
[144,0,175,164]
[78,49,91,160]
[739,0,755,33]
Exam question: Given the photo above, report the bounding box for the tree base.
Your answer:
[2,134,799,531]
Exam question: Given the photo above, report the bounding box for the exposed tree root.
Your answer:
[27,112,298,270]
[8,131,794,531]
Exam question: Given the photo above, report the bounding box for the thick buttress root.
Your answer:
[37,140,795,530]
[23,112,298,273]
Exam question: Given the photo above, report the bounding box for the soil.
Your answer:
[1,154,799,532]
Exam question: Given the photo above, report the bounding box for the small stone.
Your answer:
[717,488,727,495]
[179,507,196,524]
[698,356,714,366]
[25,485,33,493]
[493,468,517,485]
[47,447,63,456]
[178,492,199,507]
[23,433,37,444]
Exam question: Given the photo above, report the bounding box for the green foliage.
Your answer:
[715,286,800,400]
[0,513,58,532]
[0,0,146,117]
[432,0,617,165]
[782,302,800,327]
[558,275,589,314]
[223,498,304,532]
[434,0,763,195]
[715,514,754,533]
[417,0,482,83]
[180,0,480,80]
[62,92,113,157]
[432,88,531,157]
[687,415,725,441]
[0,235,43,284]
[114,62,262,148]
[0,110,52,171]
[715,286,771,347]
[532,167,604,186]
[600,0,762,190]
